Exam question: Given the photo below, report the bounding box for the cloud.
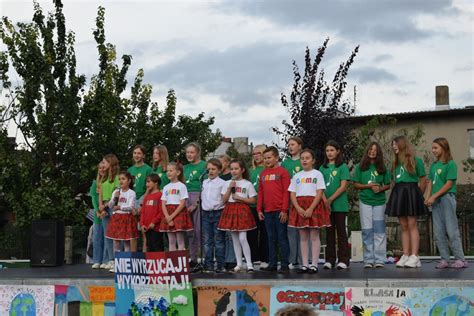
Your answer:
[373,54,393,63]
[349,66,398,83]
[216,0,458,43]
[454,63,473,72]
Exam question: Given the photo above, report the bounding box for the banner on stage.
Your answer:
[407,287,474,315]
[270,286,345,315]
[345,287,412,315]
[0,285,55,316]
[197,284,270,316]
[114,250,193,316]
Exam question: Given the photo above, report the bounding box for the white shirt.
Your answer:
[201,177,226,211]
[108,189,136,214]
[221,179,257,203]
[288,169,326,197]
[161,182,189,205]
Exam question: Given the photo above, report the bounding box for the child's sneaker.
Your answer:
[232,266,242,273]
[260,262,269,269]
[450,259,468,269]
[308,265,318,274]
[435,260,449,269]
[364,263,373,269]
[323,262,332,270]
[247,267,254,273]
[336,262,348,270]
[374,263,385,268]
[404,255,421,268]
[91,263,100,269]
[396,255,409,268]
[99,263,108,269]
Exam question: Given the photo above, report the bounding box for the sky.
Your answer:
[1,0,473,146]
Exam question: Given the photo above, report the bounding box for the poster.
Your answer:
[197,285,271,316]
[55,285,115,316]
[114,250,193,316]
[407,287,474,315]
[345,287,412,315]
[0,285,55,316]
[270,286,345,315]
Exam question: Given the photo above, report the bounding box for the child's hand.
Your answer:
[324,198,332,210]
[258,212,265,221]
[141,226,147,233]
[304,209,313,218]
[229,180,236,189]
[371,184,381,193]
[114,191,120,198]
[279,212,288,223]
[425,196,436,206]
[168,220,175,227]
[99,204,105,212]
[232,194,242,201]
[114,205,121,211]
[188,205,196,212]
[296,207,305,217]
[149,223,155,230]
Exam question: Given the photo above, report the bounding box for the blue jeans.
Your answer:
[359,202,386,264]
[102,207,114,262]
[202,210,225,270]
[264,211,290,268]
[225,232,236,264]
[92,220,104,264]
[432,193,465,261]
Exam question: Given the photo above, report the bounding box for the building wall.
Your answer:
[376,115,473,184]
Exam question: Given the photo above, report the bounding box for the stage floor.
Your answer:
[0,261,473,288]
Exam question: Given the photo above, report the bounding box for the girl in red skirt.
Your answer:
[288,149,330,273]
[218,159,257,273]
[160,162,193,251]
[106,171,138,272]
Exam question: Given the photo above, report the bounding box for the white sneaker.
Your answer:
[99,263,108,269]
[91,263,100,269]
[288,263,296,270]
[323,262,332,269]
[404,255,421,268]
[260,262,269,269]
[336,262,348,270]
[396,255,410,268]
[109,267,115,273]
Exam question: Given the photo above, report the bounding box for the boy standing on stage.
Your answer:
[257,146,291,273]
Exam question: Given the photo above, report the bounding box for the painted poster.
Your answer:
[270,286,345,315]
[196,285,270,316]
[345,287,412,316]
[0,285,55,316]
[114,250,193,316]
[408,287,474,316]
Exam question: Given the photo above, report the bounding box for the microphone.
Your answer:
[231,177,236,194]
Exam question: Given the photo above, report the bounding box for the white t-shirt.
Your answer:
[221,179,257,203]
[108,189,136,214]
[201,177,226,211]
[161,182,189,205]
[288,169,326,197]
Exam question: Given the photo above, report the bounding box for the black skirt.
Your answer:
[385,182,427,217]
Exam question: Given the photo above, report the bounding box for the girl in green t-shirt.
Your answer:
[152,145,170,190]
[320,140,351,270]
[425,138,466,269]
[352,142,391,268]
[91,161,106,269]
[386,136,427,269]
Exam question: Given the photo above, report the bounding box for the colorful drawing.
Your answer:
[0,285,54,316]
[114,251,193,316]
[408,287,474,316]
[345,287,412,316]
[270,286,345,315]
[197,285,270,316]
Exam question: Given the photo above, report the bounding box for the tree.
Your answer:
[0,0,220,231]
[273,38,359,165]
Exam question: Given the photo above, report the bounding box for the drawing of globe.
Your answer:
[215,290,259,316]
[429,295,474,316]
[9,293,36,316]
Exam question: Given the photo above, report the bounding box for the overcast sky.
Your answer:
[1,0,473,145]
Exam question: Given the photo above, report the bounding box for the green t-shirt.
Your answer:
[429,160,457,195]
[394,156,425,183]
[281,158,303,178]
[89,180,101,224]
[153,165,170,190]
[184,160,207,192]
[319,163,350,212]
[128,163,153,199]
[250,166,265,192]
[352,163,391,206]
[101,175,119,201]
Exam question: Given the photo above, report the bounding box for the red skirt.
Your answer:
[106,213,138,240]
[218,202,256,232]
[159,204,193,232]
[288,196,331,229]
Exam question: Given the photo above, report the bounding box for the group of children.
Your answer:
[89,136,467,274]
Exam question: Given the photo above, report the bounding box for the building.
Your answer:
[207,136,252,159]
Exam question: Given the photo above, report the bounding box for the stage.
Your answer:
[1,260,473,288]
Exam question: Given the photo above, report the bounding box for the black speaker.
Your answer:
[30,220,65,267]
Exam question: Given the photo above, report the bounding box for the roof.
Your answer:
[347,106,474,123]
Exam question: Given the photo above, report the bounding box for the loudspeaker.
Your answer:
[30,220,65,267]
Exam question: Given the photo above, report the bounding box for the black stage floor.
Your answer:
[0,261,473,283]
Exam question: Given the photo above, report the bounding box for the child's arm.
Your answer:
[169,199,187,220]
[327,180,348,205]
[425,180,453,206]
[257,178,265,220]
[150,198,163,229]
[162,200,171,221]
[232,194,256,205]
[281,170,291,214]
[290,192,305,217]
[109,190,120,209]
[419,176,427,194]
[305,189,324,217]
[222,181,235,203]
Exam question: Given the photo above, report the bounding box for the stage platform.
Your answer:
[1,260,473,288]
